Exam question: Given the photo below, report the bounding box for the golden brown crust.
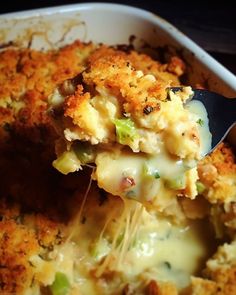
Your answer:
[62,46,187,150]
[145,280,178,295]
[1,39,236,295]
[84,48,168,113]
[191,261,236,295]
[0,219,39,294]
[64,85,92,127]
[0,41,95,143]
[190,239,236,295]
[0,200,64,293]
[190,277,218,295]
[200,143,236,175]
[88,46,183,85]
[198,143,236,204]
[61,46,186,149]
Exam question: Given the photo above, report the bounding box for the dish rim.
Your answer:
[1,2,236,94]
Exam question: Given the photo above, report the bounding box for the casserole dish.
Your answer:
[1,3,236,96]
[0,3,236,295]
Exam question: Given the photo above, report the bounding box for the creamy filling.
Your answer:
[92,97,211,203]
[52,94,211,205]
[59,196,214,295]
[49,87,213,293]
[94,150,179,204]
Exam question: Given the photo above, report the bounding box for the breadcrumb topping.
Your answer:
[198,143,236,204]
[0,200,64,294]
[0,41,95,142]
[0,40,235,295]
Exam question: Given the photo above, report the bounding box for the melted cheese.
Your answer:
[125,219,209,289]
[94,150,173,206]
[94,149,195,206]
[49,60,213,294]
[92,97,211,205]
[62,195,214,294]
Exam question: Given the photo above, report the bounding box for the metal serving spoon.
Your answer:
[171,88,236,154]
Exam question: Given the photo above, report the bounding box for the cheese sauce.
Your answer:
[94,98,211,204]
[66,196,214,294]
[95,150,179,204]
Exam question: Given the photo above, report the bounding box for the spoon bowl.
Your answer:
[171,88,236,154]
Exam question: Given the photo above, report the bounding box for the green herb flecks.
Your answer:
[143,162,160,180]
[196,118,204,126]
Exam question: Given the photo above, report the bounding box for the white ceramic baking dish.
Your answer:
[1,2,236,98]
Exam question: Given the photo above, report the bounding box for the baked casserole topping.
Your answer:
[49,46,211,208]
[0,40,235,295]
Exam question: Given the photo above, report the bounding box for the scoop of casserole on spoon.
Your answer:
[48,50,233,207]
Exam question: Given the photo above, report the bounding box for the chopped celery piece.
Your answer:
[143,162,160,179]
[113,118,138,145]
[196,181,206,194]
[165,175,186,190]
[50,272,70,295]
[73,142,94,164]
[52,151,80,175]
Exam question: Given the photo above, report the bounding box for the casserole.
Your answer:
[1,3,236,96]
[0,3,236,295]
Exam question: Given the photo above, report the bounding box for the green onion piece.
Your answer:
[50,272,70,295]
[73,142,94,164]
[153,171,160,179]
[196,118,204,126]
[143,162,160,179]
[164,261,172,270]
[196,181,206,194]
[113,118,139,145]
[165,175,186,190]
